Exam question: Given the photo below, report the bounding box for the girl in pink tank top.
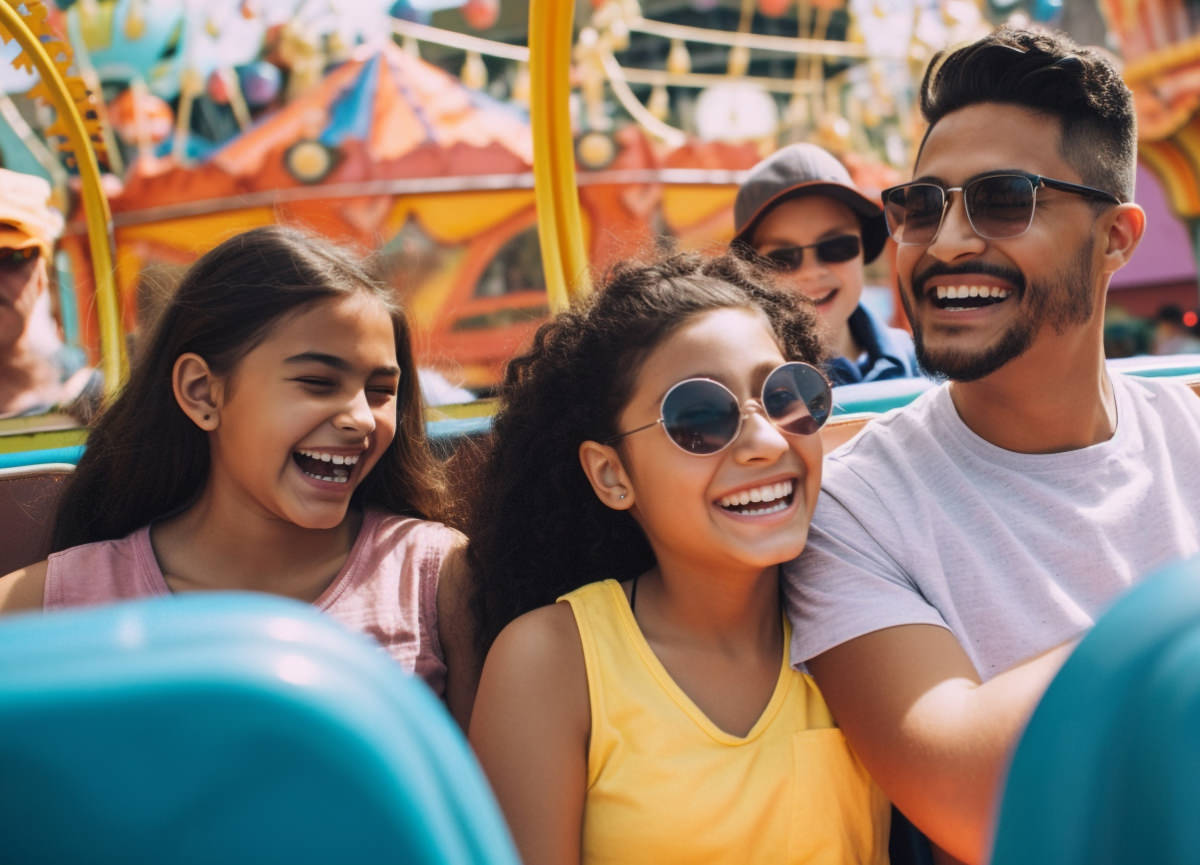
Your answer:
[0,227,474,728]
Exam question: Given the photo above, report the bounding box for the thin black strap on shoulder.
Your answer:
[629,573,639,614]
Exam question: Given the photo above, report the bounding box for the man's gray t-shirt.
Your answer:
[785,373,1200,680]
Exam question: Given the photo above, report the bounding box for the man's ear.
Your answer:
[578,440,635,511]
[173,353,222,431]
[1098,202,1146,277]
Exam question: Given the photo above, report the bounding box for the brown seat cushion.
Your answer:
[0,464,73,575]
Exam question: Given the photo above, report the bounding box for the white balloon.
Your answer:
[694,82,778,142]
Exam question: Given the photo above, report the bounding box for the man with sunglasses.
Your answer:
[0,169,98,420]
[781,27,1200,865]
[732,142,920,385]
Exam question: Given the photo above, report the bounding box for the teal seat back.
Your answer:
[992,556,1200,865]
[0,594,520,865]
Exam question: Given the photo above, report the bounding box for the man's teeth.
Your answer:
[933,285,1011,300]
[718,480,793,509]
[296,449,360,466]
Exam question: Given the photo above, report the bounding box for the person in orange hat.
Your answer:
[0,168,100,420]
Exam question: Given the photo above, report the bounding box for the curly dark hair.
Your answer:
[919,26,1136,202]
[467,251,825,655]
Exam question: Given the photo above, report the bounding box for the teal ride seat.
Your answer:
[992,555,1200,865]
[0,594,520,865]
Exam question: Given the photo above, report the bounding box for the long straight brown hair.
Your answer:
[53,225,448,551]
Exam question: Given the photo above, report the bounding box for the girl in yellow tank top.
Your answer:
[467,252,890,865]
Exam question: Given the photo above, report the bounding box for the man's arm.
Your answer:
[808,625,1074,865]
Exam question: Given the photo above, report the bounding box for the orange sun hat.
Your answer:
[0,169,64,259]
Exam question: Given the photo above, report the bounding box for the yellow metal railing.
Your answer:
[0,0,124,395]
[528,0,592,310]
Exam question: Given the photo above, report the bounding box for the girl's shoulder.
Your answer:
[360,509,464,557]
[0,559,50,613]
[39,526,163,611]
[481,600,588,717]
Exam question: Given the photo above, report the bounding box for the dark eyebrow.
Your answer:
[284,352,400,377]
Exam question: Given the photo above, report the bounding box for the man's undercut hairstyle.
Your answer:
[919,26,1136,202]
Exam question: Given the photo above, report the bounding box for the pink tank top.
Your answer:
[43,509,458,696]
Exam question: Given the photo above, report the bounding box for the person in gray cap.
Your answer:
[733,142,920,385]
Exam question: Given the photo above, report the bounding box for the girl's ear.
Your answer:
[173,353,222,431]
[579,440,635,511]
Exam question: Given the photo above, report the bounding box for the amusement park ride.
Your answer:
[0,0,1195,439]
[1,2,1200,863]
[0,0,1193,437]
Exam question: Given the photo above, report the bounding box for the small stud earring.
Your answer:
[618,491,626,501]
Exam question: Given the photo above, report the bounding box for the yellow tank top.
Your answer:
[560,579,890,865]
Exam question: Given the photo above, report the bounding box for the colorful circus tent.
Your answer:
[61,40,542,387]
[1100,0,1200,304]
[59,39,760,387]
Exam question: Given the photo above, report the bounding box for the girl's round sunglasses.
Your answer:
[608,361,832,456]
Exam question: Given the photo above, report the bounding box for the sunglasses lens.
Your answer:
[661,380,741,455]
[0,247,37,268]
[967,175,1035,239]
[815,235,862,263]
[762,247,804,272]
[762,363,831,436]
[884,184,944,245]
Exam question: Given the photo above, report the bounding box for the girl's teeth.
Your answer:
[718,480,795,509]
[296,449,359,465]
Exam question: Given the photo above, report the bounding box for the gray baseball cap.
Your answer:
[733,143,889,264]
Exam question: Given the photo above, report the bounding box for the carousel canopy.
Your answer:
[114,40,532,212]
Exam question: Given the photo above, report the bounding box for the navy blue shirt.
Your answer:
[825,304,921,386]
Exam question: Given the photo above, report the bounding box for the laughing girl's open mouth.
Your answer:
[716,480,795,517]
[293,449,358,484]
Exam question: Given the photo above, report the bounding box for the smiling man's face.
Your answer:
[897,102,1105,381]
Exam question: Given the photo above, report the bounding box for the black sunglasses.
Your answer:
[758,234,862,272]
[608,361,832,456]
[881,170,1120,246]
[0,246,39,268]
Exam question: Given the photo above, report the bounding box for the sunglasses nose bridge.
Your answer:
[739,399,789,438]
[927,185,992,251]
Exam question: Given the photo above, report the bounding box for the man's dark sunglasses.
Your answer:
[881,170,1120,246]
[759,234,862,272]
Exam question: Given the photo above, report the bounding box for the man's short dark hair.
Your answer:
[918,26,1136,202]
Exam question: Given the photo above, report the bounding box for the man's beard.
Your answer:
[901,239,1096,382]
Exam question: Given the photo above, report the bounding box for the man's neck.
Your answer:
[947,330,1115,454]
